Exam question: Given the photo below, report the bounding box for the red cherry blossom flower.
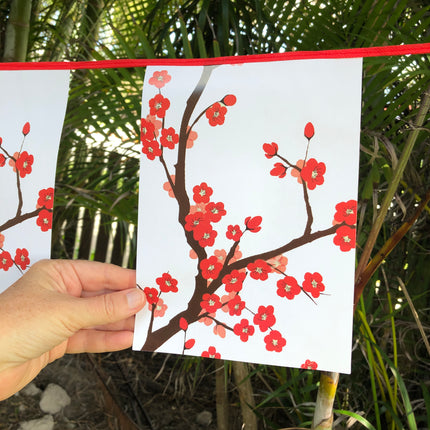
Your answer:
[194,225,217,248]
[304,122,315,139]
[301,359,318,370]
[140,118,156,142]
[333,225,356,252]
[214,249,227,264]
[0,233,4,248]
[14,248,30,270]
[200,293,222,313]
[160,127,179,149]
[201,346,221,359]
[163,175,175,198]
[291,159,305,184]
[244,215,262,233]
[220,291,235,312]
[200,256,223,280]
[253,305,276,332]
[223,94,236,106]
[302,272,325,298]
[0,251,13,271]
[186,128,198,149]
[213,324,226,338]
[300,158,326,190]
[144,115,162,137]
[205,202,226,223]
[264,330,286,352]
[263,142,278,159]
[198,309,216,326]
[0,154,5,167]
[226,295,245,316]
[184,339,195,349]
[15,151,34,178]
[179,318,188,331]
[143,287,159,305]
[266,254,288,273]
[148,70,171,88]
[184,212,210,231]
[142,140,162,160]
[270,162,287,178]
[153,298,168,317]
[247,259,271,281]
[37,187,54,210]
[277,276,301,300]
[189,203,206,215]
[156,272,178,293]
[36,209,52,232]
[226,224,242,241]
[193,182,213,204]
[334,200,357,226]
[149,94,170,118]
[222,269,247,293]
[22,122,30,136]
[206,102,227,126]
[9,152,18,171]
[233,319,255,342]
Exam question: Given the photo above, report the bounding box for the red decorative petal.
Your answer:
[22,122,30,136]
[304,122,314,139]
[179,317,189,331]
[223,94,237,106]
[184,339,195,349]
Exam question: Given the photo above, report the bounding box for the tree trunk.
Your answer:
[232,361,257,430]
[215,361,230,430]
[3,0,32,62]
[312,372,339,429]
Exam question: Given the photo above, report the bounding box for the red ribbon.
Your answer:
[1,43,429,70]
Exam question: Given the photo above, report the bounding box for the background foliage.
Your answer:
[1,0,429,428]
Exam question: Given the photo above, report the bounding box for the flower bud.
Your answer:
[304,122,314,140]
[22,122,30,136]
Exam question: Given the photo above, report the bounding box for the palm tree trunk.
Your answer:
[2,0,32,62]
[215,361,230,430]
[312,372,339,429]
[232,361,257,430]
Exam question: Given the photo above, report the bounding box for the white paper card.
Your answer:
[0,70,70,292]
[134,59,362,373]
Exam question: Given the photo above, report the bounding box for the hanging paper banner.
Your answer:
[0,70,70,292]
[133,58,363,373]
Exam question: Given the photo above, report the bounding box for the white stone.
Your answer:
[21,382,42,396]
[19,414,54,430]
[196,410,213,426]
[39,383,71,414]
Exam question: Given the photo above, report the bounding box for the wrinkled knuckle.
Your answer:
[102,294,117,322]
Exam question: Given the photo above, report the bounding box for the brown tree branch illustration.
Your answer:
[273,152,313,234]
[0,207,45,232]
[175,66,216,228]
[207,316,234,332]
[15,162,24,217]
[1,138,26,217]
[141,222,343,352]
[141,68,343,353]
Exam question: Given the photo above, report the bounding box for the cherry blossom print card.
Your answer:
[133,58,362,373]
[0,70,70,292]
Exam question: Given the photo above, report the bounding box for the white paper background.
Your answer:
[134,59,362,373]
[0,70,70,292]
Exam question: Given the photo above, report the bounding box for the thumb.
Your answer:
[67,288,146,329]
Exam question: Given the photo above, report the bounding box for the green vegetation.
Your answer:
[1,1,429,428]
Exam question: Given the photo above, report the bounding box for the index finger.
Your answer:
[56,260,136,293]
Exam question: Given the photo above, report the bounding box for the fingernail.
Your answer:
[126,289,144,309]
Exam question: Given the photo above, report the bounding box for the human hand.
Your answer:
[0,259,146,400]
